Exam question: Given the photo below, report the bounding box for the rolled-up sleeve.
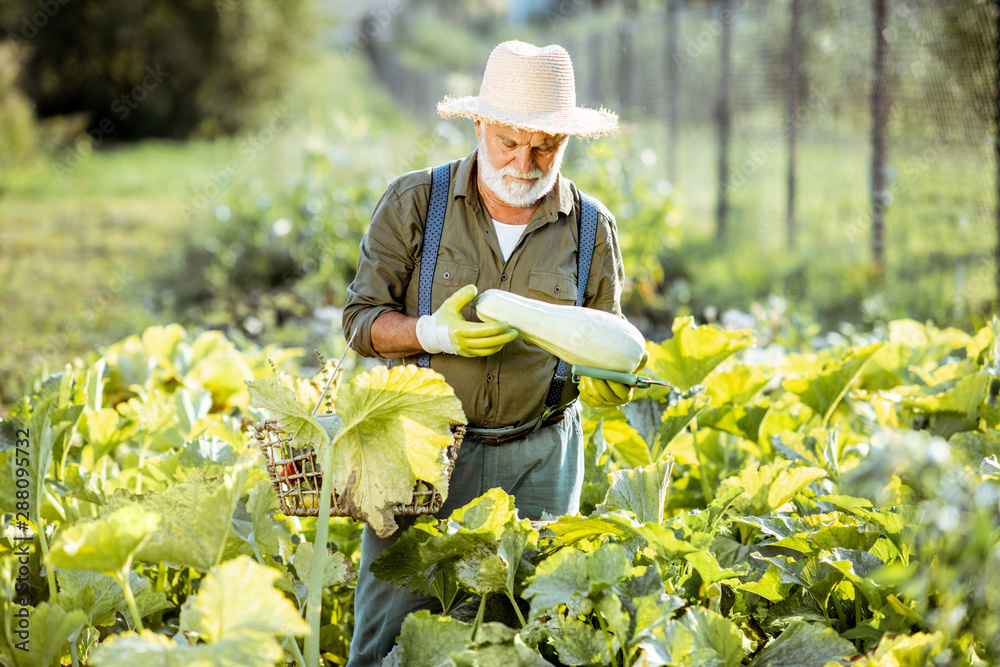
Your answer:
[343,180,424,358]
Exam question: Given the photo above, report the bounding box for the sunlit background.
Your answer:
[1,0,997,408]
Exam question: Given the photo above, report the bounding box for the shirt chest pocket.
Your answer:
[528,270,578,305]
[431,259,480,313]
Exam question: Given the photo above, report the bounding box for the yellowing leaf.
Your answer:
[93,558,308,667]
[248,378,330,452]
[782,343,883,425]
[719,461,825,516]
[50,504,159,574]
[327,365,465,537]
[181,556,308,644]
[646,317,754,392]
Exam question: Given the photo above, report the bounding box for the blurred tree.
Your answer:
[2,0,312,140]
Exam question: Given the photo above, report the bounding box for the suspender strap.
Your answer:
[416,164,451,368]
[544,192,600,408]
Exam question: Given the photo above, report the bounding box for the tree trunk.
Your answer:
[785,0,802,249]
[871,0,889,278]
[715,0,733,241]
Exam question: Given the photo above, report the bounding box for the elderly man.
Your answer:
[342,40,635,666]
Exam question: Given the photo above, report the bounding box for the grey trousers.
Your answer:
[345,402,584,667]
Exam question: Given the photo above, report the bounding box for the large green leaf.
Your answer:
[819,548,885,610]
[180,555,308,644]
[15,602,88,667]
[730,513,879,555]
[604,457,674,524]
[327,365,466,537]
[634,620,692,666]
[292,542,353,591]
[247,377,330,452]
[550,617,611,666]
[372,489,536,612]
[523,544,630,619]
[699,401,770,444]
[601,412,653,468]
[782,343,883,425]
[92,557,308,667]
[454,622,554,666]
[101,458,253,571]
[645,317,754,392]
[622,399,667,456]
[847,632,946,666]
[50,504,159,574]
[718,461,826,516]
[580,419,614,515]
[370,517,457,601]
[706,364,770,405]
[544,514,637,546]
[397,610,472,667]
[682,606,745,667]
[747,620,854,667]
[658,397,710,454]
[56,570,171,627]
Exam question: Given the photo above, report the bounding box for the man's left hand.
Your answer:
[578,376,633,408]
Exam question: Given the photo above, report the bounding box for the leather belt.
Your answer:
[464,409,566,446]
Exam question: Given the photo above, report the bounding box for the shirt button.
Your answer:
[501,273,508,281]
[554,285,561,293]
[442,271,451,279]
[486,374,494,382]
[483,421,490,428]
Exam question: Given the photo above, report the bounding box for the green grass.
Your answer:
[0,45,421,411]
[626,120,995,327]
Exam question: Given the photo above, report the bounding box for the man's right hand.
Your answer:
[416,285,519,357]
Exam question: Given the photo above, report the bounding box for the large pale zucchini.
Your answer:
[474,289,646,373]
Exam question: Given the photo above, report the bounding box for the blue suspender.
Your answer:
[545,192,599,408]
[415,163,601,410]
[416,164,452,368]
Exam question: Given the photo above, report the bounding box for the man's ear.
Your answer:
[474,120,481,141]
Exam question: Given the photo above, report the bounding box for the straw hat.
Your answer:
[437,40,618,139]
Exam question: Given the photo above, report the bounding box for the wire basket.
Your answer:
[255,417,465,519]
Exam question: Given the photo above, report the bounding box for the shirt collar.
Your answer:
[453,148,575,222]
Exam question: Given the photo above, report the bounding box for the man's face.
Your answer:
[476,121,568,209]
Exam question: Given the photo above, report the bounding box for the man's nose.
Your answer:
[513,148,534,175]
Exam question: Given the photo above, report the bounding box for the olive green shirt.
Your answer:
[343,149,625,429]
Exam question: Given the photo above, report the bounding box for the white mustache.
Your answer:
[499,166,543,180]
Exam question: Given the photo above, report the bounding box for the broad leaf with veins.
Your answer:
[327,365,466,537]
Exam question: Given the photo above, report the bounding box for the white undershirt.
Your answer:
[492,219,528,262]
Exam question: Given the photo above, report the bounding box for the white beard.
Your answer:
[477,133,567,208]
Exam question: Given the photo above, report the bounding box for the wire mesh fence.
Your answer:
[363,0,999,321]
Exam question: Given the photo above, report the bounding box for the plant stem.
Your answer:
[283,634,307,667]
[117,560,144,632]
[69,631,81,667]
[471,593,488,641]
[34,520,58,601]
[597,612,620,667]
[305,446,337,667]
[504,591,526,628]
[831,593,847,632]
[690,417,713,504]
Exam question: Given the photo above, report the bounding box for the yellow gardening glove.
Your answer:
[578,349,650,409]
[431,285,519,357]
